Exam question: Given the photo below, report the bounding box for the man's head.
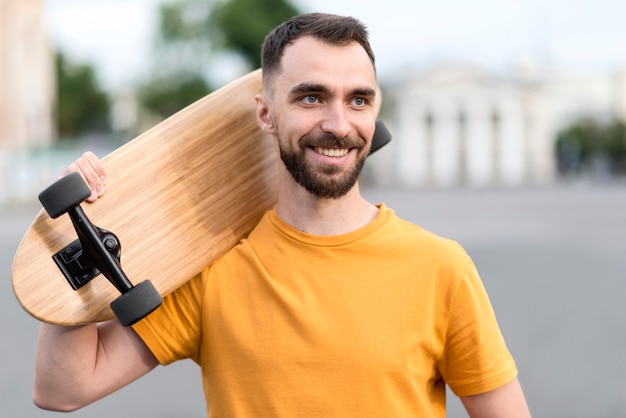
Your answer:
[255,13,377,199]
[261,13,376,94]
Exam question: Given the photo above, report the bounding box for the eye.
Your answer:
[302,95,319,104]
[352,96,372,108]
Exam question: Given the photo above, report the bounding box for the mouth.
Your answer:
[314,147,350,157]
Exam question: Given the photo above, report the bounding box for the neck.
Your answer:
[276,178,379,236]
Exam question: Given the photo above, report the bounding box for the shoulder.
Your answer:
[379,205,471,262]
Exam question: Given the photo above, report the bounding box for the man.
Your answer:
[34,13,531,417]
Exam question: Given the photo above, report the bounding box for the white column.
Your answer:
[498,97,526,185]
[432,99,459,187]
[465,98,493,187]
[396,96,426,187]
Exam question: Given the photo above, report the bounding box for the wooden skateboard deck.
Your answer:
[11,69,390,326]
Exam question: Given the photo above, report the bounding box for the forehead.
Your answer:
[275,36,376,94]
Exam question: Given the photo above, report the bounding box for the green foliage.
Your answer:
[139,1,214,120]
[154,0,213,74]
[556,118,626,175]
[55,53,110,137]
[139,0,301,120]
[159,0,212,41]
[211,0,300,68]
[139,74,211,118]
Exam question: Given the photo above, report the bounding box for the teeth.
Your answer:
[315,147,349,157]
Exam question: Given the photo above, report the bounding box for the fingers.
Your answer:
[59,152,107,203]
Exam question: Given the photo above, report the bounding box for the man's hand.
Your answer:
[59,151,106,203]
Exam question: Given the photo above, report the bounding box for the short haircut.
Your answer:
[260,13,376,92]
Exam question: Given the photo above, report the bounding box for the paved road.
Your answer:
[2,184,625,417]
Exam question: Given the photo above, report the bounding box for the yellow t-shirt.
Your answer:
[134,204,517,417]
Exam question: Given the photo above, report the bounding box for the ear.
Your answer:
[255,94,276,134]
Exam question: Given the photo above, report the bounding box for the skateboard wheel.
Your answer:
[110,280,163,326]
[39,172,91,219]
[369,120,392,155]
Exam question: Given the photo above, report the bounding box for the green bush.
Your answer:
[556,118,626,176]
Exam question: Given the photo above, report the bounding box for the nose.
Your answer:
[320,102,352,138]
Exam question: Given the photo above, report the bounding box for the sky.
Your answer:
[45,0,626,91]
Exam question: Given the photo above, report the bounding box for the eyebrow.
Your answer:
[288,83,377,100]
[288,83,329,98]
[352,87,377,99]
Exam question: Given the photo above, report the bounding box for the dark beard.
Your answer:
[279,131,368,199]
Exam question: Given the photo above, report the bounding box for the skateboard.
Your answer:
[11,69,392,326]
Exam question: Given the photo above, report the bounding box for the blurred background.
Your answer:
[1,0,625,417]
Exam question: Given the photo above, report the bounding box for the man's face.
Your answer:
[259,36,377,199]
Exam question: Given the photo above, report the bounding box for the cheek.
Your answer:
[352,111,377,139]
[278,116,311,143]
[360,123,377,146]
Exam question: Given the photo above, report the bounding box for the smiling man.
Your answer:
[258,34,376,202]
[33,13,531,418]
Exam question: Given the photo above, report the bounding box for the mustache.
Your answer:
[299,133,366,149]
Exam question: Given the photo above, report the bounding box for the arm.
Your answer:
[34,320,158,411]
[34,153,157,411]
[460,378,531,418]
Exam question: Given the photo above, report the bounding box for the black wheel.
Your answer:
[110,280,163,326]
[369,120,392,156]
[38,172,91,219]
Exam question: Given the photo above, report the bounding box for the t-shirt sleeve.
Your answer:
[132,268,208,365]
[437,249,518,397]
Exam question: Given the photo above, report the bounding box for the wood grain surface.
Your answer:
[12,69,278,325]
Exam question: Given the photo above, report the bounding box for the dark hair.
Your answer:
[261,13,376,91]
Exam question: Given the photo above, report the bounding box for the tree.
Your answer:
[139,74,210,119]
[139,0,300,120]
[210,0,300,69]
[605,119,626,173]
[55,53,110,138]
[556,117,626,176]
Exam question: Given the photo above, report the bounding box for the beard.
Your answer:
[278,129,369,199]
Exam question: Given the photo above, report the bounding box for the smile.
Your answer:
[314,147,349,157]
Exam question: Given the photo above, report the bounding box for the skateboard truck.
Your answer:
[38,172,162,326]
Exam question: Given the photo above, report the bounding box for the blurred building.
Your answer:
[372,63,626,188]
[377,64,553,188]
[0,0,55,149]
